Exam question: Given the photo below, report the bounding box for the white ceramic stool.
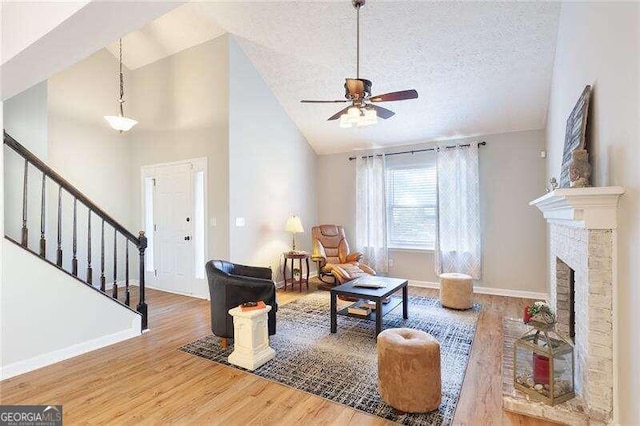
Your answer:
[228,304,276,371]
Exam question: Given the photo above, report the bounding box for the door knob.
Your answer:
[184,236,191,241]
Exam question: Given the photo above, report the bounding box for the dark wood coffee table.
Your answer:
[330,276,409,336]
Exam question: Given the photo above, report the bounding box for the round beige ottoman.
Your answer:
[377,328,441,413]
[439,272,473,310]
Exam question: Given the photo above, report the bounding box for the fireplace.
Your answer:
[555,258,575,342]
[502,187,625,424]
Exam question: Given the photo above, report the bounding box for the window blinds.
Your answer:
[386,152,437,250]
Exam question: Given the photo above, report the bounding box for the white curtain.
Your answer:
[435,144,481,279]
[356,155,388,273]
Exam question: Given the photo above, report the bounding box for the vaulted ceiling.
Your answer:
[108,1,561,155]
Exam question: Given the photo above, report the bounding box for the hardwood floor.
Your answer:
[0,282,558,425]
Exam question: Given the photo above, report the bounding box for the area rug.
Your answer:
[180,292,480,426]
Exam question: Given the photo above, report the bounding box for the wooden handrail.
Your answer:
[3,131,140,245]
[4,130,148,330]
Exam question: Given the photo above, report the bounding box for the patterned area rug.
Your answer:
[180,292,480,426]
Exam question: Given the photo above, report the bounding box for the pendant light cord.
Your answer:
[356,4,360,79]
[119,38,125,117]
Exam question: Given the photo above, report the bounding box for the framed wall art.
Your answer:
[559,85,592,188]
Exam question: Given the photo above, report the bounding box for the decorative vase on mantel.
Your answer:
[569,149,592,188]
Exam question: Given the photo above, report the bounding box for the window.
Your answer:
[193,170,206,280]
[143,176,155,272]
[386,160,437,250]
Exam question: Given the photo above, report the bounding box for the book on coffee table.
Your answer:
[353,278,387,288]
[347,300,372,317]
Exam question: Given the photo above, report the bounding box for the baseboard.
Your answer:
[0,321,141,380]
[142,283,209,300]
[408,280,548,300]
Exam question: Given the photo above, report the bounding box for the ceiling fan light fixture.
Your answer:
[339,106,377,128]
[300,0,417,126]
[362,108,378,125]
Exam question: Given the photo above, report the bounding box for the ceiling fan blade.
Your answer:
[328,106,351,121]
[301,100,349,103]
[370,89,418,102]
[368,104,395,119]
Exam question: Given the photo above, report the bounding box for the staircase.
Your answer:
[3,131,148,330]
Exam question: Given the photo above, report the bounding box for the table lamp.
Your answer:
[285,215,304,251]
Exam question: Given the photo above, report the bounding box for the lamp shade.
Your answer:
[338,106,378,128]
[104,115,138,132]
[285,215,304,233]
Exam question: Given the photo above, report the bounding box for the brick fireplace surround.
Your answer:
[504,187,624,425]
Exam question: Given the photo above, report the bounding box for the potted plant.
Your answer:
[292,268,301,281]
[523,301,556,325]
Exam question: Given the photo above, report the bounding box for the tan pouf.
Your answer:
[377,328,441,413]
[439,272,473,310]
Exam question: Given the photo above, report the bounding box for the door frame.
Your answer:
[140,157,208,297]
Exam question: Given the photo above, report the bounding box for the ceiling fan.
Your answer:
[301,0,418,128]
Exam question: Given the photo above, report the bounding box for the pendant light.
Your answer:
[104,38,138,132]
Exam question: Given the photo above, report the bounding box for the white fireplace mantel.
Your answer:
[530,186,625,229]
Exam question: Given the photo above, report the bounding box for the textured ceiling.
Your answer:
[111,1,560,155]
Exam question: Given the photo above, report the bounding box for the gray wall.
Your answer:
[3,81,48,248]
[3,49,136,306]
[128,35,230,266]
[318,129,547,293]
[4,33,319,294]
[46,49,133,284]
[228,36,317,279]
[544,3,639,423]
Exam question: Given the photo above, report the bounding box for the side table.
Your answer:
[282,251,310,292]
[228,304,275,371]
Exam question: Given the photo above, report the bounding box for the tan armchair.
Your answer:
[311,224,376,289]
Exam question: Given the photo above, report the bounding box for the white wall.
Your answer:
[1,2,89,65]
[1,238,141,379]
[544,3,639,423]
[228,36,317,280]
[318,129,547,294]
[129,35,230,279]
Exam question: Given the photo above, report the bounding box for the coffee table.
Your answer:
[330,276,409,336]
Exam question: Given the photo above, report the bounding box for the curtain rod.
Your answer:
[348,141,486,161]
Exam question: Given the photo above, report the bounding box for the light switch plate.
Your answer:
[210,218,217,227]
[235,217,245,227]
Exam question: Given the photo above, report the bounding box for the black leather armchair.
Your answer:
[206,260,277,347]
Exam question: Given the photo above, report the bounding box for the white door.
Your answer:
[154,163,194,294]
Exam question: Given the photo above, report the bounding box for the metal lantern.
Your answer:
[514,321,575,405]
